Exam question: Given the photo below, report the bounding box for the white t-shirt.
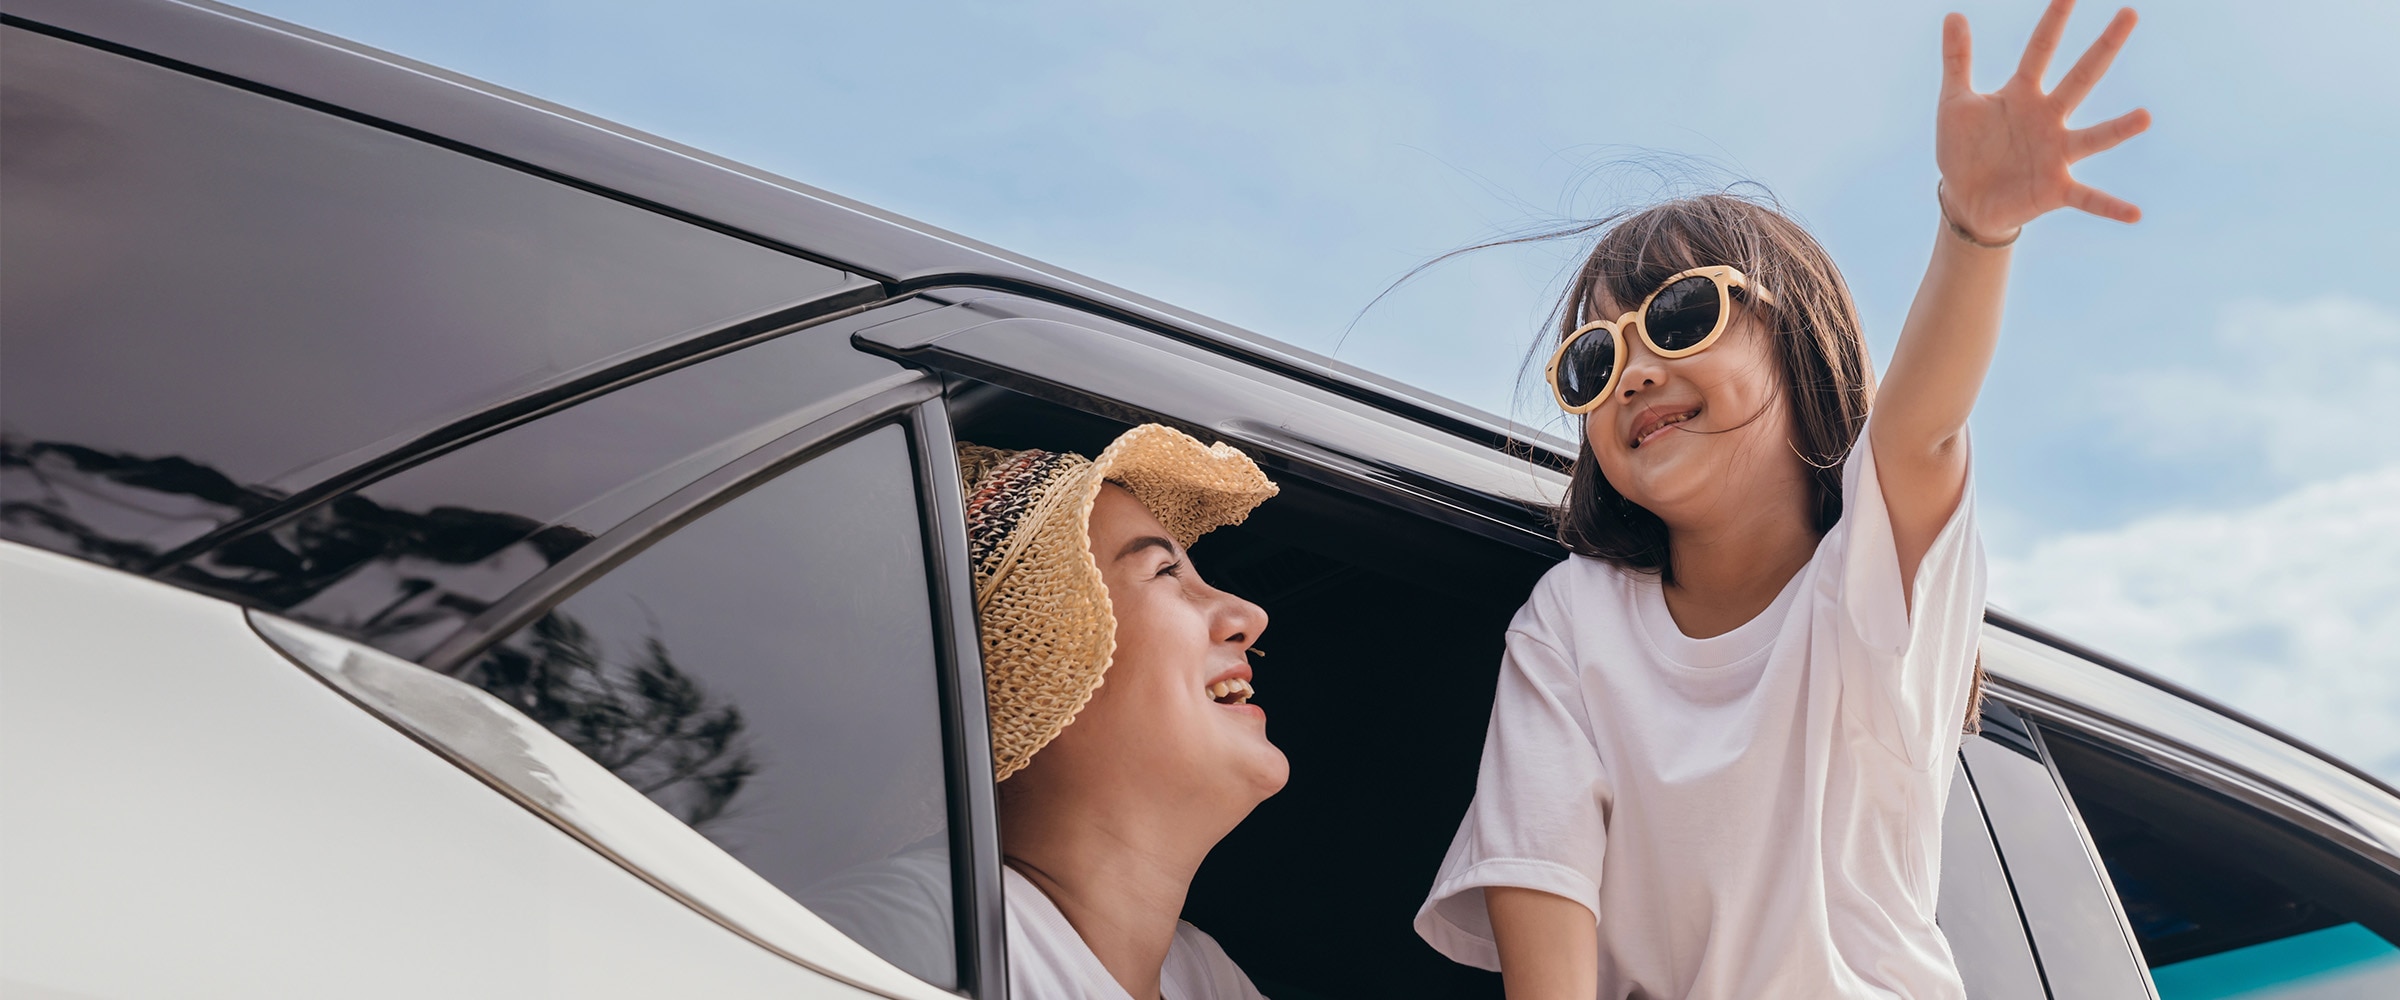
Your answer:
[800,851,1267,999]
[1415,431,1985,999]
[1004,867,1269,1000]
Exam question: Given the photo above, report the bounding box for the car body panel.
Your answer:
[248,612,957,1000]
[0,543,878,999]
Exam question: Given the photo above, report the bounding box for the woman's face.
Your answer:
[1024,484,1287,811]
[1583,292,1805,527]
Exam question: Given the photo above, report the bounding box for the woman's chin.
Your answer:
[1244,746,1292,798]
[1218,731,1290,799]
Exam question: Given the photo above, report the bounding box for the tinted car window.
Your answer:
[167,306,923,659]
[452,424,957,987]
[0,26,862,569]
[1938,754,2047,999]
[2046,733,2400,1000]
[1962,718,2155,1000]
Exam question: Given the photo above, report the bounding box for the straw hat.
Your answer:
[958,423,1279,781]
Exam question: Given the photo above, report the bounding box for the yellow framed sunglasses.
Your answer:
[1544,265,1775,414]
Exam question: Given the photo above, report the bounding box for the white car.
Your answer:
[5,2,2398,998]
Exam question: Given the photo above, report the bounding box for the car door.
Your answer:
[0,14,1006,996]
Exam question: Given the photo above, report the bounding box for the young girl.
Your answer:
[1413,3,2149,997]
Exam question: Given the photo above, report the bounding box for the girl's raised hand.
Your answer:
[1935,0,2150,243]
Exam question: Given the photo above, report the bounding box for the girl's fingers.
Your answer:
[1942,13,1973,97]
[2068,107,2151,159]
[2016,0,2078,84]
[2067,182,2141,223]
[2052,7,2140,111]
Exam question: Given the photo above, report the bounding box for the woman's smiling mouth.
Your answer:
[1630,407,1701,449]
[1208,677,1255,705]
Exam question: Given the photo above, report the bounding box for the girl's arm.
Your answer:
[1874,0,2149,592]
[1487,886,1598,1000]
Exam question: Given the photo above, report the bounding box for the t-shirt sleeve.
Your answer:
[1829,421,1988,768]
[1414,612,1609,972]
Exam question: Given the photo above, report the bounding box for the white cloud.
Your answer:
[1990,463,2400,781]
[2110,297,2400,483]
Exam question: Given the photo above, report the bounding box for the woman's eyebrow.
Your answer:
[1114,535,1178,561]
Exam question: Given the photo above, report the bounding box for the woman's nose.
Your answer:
[1217,591,1268,649]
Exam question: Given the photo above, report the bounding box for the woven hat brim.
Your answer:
[1090,424,1280,548]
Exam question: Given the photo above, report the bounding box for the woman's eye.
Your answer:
[1156,560,1186,579]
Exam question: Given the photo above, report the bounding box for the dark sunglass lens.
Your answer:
[1645,276,1723,352]
[1556,327,1617,408]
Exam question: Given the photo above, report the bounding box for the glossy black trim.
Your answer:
[1956,749,2059,999]
[890,277,1574,473]
[2024,717,2163,1000]
[418,376,939,675]
[856,307,1567,558]
[906,396,1008,999]
[142,289,891,580]
[1986,608,2400,802]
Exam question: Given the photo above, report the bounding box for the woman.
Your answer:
[960,423,1285,999]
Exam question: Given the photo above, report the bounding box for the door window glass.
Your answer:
[453,425,958,987]
[0,26,859,570]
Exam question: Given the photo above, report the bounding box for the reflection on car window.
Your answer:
[162,307,913,660]
[0,25,856,571]
[2046,733,2400,1000]
[2149,922,2400,999]
[454,425,957,987]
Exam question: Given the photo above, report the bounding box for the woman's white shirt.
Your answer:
[798,852,1266,999]
[1005,867,1269,1000]
[1415,430,1986,1000]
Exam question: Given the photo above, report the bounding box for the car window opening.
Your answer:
[2044,730,2400,999]
[948,384,1555,999]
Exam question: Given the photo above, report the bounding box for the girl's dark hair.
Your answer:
[1551,193,1874,577]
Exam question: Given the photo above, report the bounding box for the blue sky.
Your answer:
[237,0,2400,779]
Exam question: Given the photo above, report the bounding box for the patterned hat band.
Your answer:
[956,424,1278,781]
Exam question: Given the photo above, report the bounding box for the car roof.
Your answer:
[13,0,2395,864]
[4,0,1577,470]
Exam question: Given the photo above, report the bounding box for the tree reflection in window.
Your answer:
[458,611,757,831]
[0,435,594,658]
[1,436,756,830]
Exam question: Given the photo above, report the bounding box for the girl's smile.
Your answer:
[1627,404,1702,449]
